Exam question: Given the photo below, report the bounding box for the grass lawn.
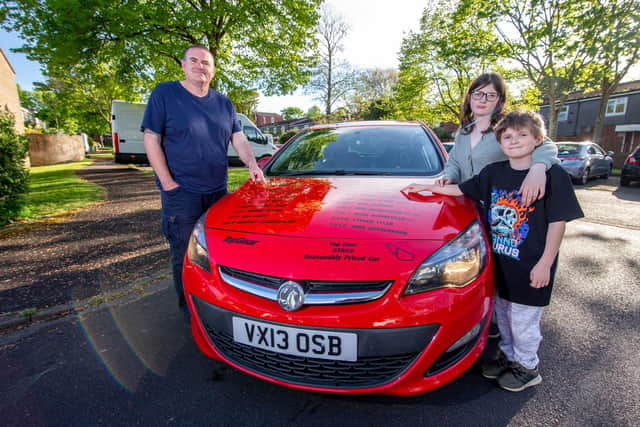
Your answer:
[136,166,250,192]
[88,153,114,160]
[228,167,250,192]
[17,160,105,221]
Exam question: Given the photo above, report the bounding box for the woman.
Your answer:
[403,73,558,340]
[404,72,558,206]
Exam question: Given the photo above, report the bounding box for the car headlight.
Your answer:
[404,221,487,295]
[187,213,210,273]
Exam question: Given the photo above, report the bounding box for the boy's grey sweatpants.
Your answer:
[494,296,545,370]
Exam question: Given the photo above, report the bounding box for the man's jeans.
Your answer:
[160,186,226,306]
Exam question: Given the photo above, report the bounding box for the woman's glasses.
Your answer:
[470,90,499,102]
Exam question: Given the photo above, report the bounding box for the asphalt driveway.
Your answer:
[0,158,170,316]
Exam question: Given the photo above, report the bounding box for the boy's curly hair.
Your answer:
[495,109,547,143]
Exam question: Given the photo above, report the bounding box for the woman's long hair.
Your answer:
[459,72,507,135]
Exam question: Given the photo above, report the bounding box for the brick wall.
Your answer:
[0,49,24,134]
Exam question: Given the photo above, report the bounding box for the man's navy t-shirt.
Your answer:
[141,81,241,193]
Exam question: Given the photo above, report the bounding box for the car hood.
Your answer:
[206,177,477,241]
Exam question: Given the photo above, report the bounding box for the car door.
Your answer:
[586,144,602,176]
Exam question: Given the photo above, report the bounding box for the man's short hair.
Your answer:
[495,109,547,142]
[183,45,214,63]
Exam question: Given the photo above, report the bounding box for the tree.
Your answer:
[281,107,305,120]
[306,105,323,121]
[1,0,321,97]
[581,0,640,145]
[394,0,499,124]
[348,68,398,120]
[0,111,29,225]
[469,0,599,139]
[306,4,354,115]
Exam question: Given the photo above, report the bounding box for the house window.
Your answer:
[557,105,569,122]
[606,97,627,116]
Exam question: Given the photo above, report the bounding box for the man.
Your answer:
[141,45,265,314]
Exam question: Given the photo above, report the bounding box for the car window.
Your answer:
[557,144,581,155]
[593,145,605,155]
[267,125,444,177]
[587,146,597,155]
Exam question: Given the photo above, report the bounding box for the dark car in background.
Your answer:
[556,142,614,185]
[620,145,640,187]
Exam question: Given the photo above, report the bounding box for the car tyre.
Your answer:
[579,168,590,185]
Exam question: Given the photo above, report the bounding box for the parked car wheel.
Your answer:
[577,167,590,185]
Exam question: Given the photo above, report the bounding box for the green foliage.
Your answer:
[306,106,323,121]
[393,0,500,124]
[575,0,640,144]
[3,0,321,98]
[279,130,298,144]
[464,0,602,138]
[226,87,260,117]
[281,107,305,120]
[0,111,29,225]
[347,68,399,120]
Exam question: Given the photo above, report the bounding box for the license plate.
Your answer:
[232,317,358,361]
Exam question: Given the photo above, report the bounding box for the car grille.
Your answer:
[219,265,392,293]
[202,321,420,389]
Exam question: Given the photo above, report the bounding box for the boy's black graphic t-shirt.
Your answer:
[460,162,584,306]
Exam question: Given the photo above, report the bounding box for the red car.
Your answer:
[183,121,494,396]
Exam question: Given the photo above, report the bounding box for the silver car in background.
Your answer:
[557,142,614,185]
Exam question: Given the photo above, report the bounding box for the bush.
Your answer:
[279,130,298,144]
[0,111,30,225]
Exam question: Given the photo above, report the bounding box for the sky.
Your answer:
[258,0,427,113]
[0,0,426,114]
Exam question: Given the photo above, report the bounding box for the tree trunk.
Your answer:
[593,78,616,146]
[547,93,558,141]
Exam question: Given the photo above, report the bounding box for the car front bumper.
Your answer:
[183,260,494,396]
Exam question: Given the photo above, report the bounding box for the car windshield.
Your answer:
[266,125,444,177]
[557,143,583,156]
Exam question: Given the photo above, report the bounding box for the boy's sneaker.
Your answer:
[497,362,542,392]
[481,350,509,379]
[488,322,500,339]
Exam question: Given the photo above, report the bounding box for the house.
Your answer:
[0,48,24,134]
[259,117,316,136]
[253,112,283,127]
[540,80,640,167]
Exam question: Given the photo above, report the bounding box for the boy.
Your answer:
[403,110,583,392]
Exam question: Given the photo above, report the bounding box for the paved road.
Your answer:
[0,158,170,316]
[0,174,638,426]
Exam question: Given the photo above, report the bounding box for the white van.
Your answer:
[111,100,148,164]
[232,113,278,164]
[110,100,276,165]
